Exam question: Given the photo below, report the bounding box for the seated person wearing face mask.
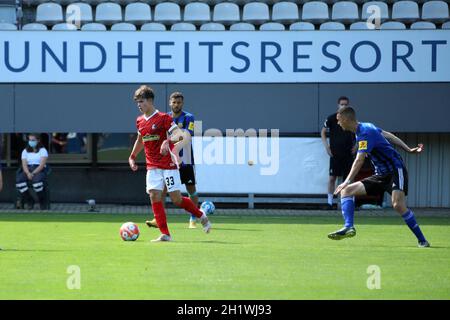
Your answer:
[15,133,49,209]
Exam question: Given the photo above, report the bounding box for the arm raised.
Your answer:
[382,130,423,154]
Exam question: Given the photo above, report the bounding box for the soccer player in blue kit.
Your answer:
[329,106,430,248]
[167,92,199,228]
[146,91,200,229]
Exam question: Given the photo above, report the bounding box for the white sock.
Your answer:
[328,194,333,205]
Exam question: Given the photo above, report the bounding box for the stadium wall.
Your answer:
[1,133,449,208]
[1,83,450,133]
[0,84,449,207]
[397,133,450,208]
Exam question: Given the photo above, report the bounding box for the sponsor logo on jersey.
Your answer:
[188,122,194,131]
[358,140,368,150]
[152,124,157,130]
[142,134,160,142]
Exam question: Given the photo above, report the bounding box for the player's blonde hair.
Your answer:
[134,85,155,101]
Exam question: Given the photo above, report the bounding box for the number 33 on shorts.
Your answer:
[163,171,182,192]
[165,176,175,187]
[146,169,182,193]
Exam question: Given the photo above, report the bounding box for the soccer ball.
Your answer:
[120,222,140,241]
[200,201,215,215]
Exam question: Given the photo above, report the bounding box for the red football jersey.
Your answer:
[136,110,177,170]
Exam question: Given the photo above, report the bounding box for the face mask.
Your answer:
[28,141,38,148]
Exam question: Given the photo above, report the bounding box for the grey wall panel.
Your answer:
[14,84,167,133]
[0,85,14,132]
[318,83,450,133]
[440,134,450,207]
[2,83,450,133]
[166,84,319,133]
[397,133,450,208]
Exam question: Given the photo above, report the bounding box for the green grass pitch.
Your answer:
[0,213,449,300]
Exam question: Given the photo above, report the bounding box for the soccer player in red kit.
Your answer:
[128,85,212,242]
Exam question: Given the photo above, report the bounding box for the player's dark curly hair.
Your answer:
[337,96,349,104]
[134,85,155,101]
[169,91,184,101]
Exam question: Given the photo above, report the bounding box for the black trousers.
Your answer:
[16,165,48,207]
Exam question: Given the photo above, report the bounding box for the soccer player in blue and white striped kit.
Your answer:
[168,92,199,228]
[329,106,430,248]
[145,91,200,229]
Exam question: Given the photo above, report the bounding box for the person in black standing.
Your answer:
[321,96,356,209]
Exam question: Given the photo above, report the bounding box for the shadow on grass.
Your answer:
[345,243,450,250]
[0,213,449,226]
